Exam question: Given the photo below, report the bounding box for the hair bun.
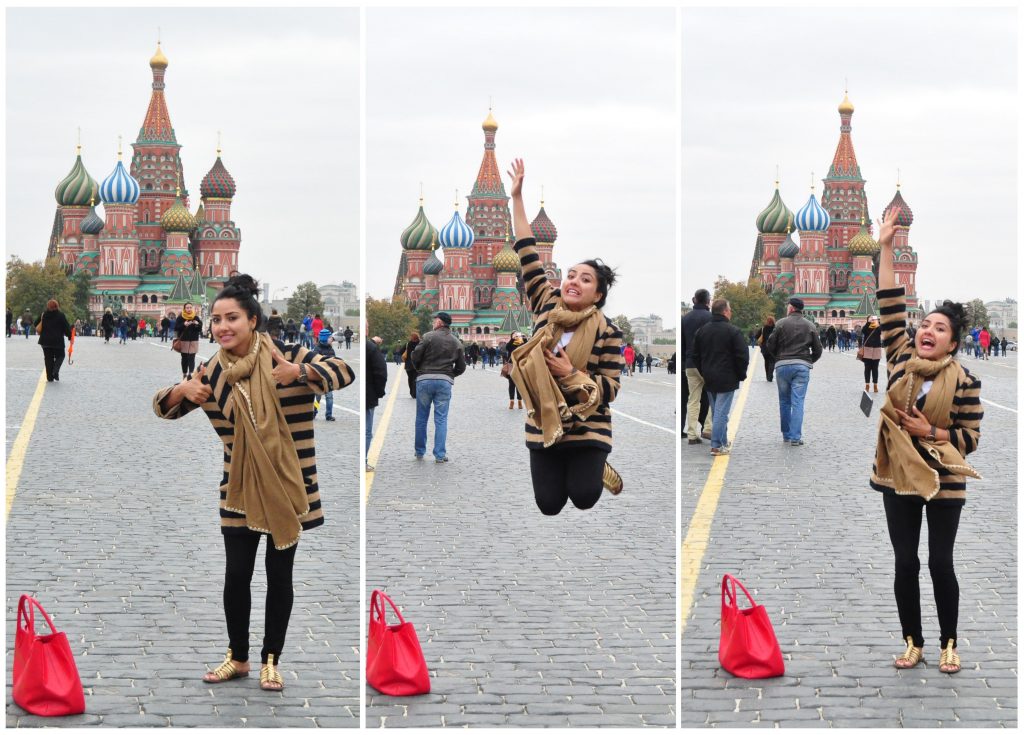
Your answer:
[227,273,260,298]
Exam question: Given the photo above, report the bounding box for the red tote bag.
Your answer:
[719,574,785,679]
[366,590,430,696]
[13,595,86,716]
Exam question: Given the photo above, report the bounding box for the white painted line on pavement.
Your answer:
[981,398,1017,414]
[610,409,674,435]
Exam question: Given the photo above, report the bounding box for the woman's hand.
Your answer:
[271,346,302,385]
[544,347,575,378]
[876,207,900,251]
[181,363,212,404]
[506,158,525,199]
[893,406,932,438]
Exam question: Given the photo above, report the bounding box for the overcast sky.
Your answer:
[366,8,677,324]
[6,8,358,299]
[681,7,1017,306]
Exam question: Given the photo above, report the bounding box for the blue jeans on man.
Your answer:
[414,379,452,460]
[707,390,735,449]
[775,363,810,442]
[366,406,375,453]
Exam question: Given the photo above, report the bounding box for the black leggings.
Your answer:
[529,445,606,515]
[406,369,417,398]
[762,353,775,382]
[863,359,880,384]
[42,347,65,381]
[507,376,522,400]
[883,493,962,649]
[180,352,196,376]
[222,534,298,663]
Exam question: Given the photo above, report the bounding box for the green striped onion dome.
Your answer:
[55,153,99,207]
[848,222,879,256]
[755,187,794,234]
[493,242,520,272]
[161,194,197,233]
[400,204,437,251]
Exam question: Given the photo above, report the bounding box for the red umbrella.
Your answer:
[67,327,76,365]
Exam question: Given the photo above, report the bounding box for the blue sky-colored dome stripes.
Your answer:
[438,209,474,249]
[795,193,830,232]
[100,159,140,204]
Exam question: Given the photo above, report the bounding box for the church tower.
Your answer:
[793,181,831,312]
[754,181,793,292]
[883,183,920,315]
[821,92,868,292]
[194,143,240,287]
[397,197,436,309]
[98,142,141,284]
[530,195,561,288]
[438,202,475,319]
[465,109,509,309]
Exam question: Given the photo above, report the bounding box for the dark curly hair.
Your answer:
[577,259,617,309]
[926,300,969,348]
[212,273,264,328]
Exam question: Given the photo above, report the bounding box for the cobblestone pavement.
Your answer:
[366,363,677,727]
[5,336,361,727]
[681,347,1017,727]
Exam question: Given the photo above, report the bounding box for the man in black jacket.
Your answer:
[765,297,822,446]
[692,299,748,456]
[681,289,713,444]
[411,311,466,462]
[365,335,388,471]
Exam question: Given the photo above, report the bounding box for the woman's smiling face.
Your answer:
[915,311,956,359]
[561,263,600,310]
[211,298,257,355]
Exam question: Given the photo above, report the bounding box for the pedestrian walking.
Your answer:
[22,310,32,338]
[756,315,776,382]
[266,309,284,340]
[692,299,748,456]
[6,309,12,339]
[152,274,354,692]
[312,329,337,422]
[402,331,420,398]
[681,289,713,443]
[101,308,115,344]
[1000,336,1008,356]
[365,335,388,470]
[504,331,526,409]
[160,314,171,342]
[978,327,991,360]
[174,302,203,380]
[35,299,72,382]
[411,312,465,462]
[343,326,353,349]
[765,297,822,446]
[506,158,625,514]
[872,208,983,676]
[860,314,884,392]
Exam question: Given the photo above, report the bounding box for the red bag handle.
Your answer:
[370,589,407,626]
[17,595,59,637]
[721,574,758,611]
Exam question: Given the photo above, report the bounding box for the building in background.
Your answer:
[48,44,240,321]
[986,299,1018,334]
[749,93,920,328]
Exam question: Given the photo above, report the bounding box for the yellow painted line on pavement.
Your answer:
[364,369,402,502]
[6,371,47,521]
[679,350,758,638]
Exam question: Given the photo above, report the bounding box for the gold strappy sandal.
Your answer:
[203,648,249,683]
[260,654,285,691]
[939,640,961,674]
[602,463,623,495]
[894,636,924,669]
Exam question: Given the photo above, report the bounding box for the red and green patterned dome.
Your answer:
[531,204,558,243]
[883,188,914,227]
[200,155,236,199]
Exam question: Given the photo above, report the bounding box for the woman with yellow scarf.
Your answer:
[174,302,202,380]
[506,159,625,515]
[872,207,983,675]
[153,274,354,691]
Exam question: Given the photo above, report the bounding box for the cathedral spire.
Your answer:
[471,106,506,198]
[139,41,176,144]
[827,90,861,181]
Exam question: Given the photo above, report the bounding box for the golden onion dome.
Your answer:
[150,42,169,69]
[161,189,196,233]
[838,92,854,115]
[493,242,520,273]
[482,110,498,131]
[848,221,879,256]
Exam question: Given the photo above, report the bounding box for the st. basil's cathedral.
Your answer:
[47,43,241,320]
[393,110,561,345]
[749,93,920,327]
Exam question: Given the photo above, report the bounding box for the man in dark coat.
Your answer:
[692,299,749,456]
[681,288,713,444]
[365,335,389,471]
[343,326,353,349]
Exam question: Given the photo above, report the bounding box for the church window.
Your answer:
[831,310,837,318]
[127,295,134,303]
[141,295,149,304]
[476,327,482,334]
[839,310,846,318]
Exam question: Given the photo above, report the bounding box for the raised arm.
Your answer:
[877,207,899,291]
[507,158,533,241]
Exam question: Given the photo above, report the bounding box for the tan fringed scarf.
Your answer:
[511,305,604,448]
[219,332,310,549]
[874,352,981,500]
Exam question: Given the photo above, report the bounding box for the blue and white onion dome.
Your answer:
[438,209,474,249]
[795,191,831,232]
[100,155,140,205]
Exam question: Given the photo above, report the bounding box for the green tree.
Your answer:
[770,288,791,322]
[1009,321,1017,329]
[286,281,325,321]
[414,304,434,336]
[612,315,635,345]
[366,297,416,350]
[69,269,92,324]
[965,299,990,330]
[344,308,361,316]
[6,256,75,326]
[712,277,774,334]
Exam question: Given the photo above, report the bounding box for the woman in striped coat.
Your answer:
[153,275,354,691]
[872,208,982,675]
[507,159,625,515]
